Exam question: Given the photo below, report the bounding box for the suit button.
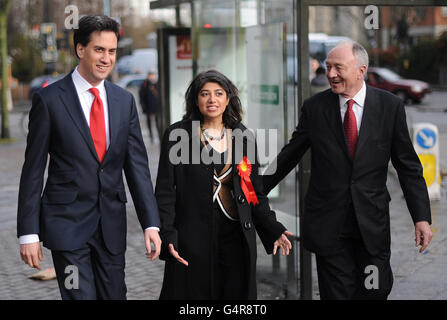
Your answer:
[237,195,246,204]
[244,221,252,230]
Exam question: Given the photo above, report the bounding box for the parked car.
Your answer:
[28,73,66,99]
[116,49,158,76]
[116,55,133,75]
[116,74,146,89]
[116,74,148,109]
[366,67,431,104]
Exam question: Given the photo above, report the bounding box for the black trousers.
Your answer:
[51,223,126,300]
[145,113,161,143]
[212,208,248,300]
[315,206,393,300]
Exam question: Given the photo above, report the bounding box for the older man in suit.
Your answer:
[263,41,432,299]
[17,15,161,300]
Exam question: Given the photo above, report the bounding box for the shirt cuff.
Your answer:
[19,234,40,245]
[144,227,160,232]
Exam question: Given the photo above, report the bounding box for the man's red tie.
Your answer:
[343,99,358,159]
[89,88,106,163]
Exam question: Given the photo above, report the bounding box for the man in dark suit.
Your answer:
[263,41,432,299]
[17,15,161,300]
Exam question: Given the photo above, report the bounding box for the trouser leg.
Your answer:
[146,115,153,142]
[52,246,97,300]
[214,212,248,300]
[316,238,393,300]
[88,225,127,300]
[51,226,126,300]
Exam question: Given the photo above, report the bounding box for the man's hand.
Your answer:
[144,229,161,261]
[415,221,433,253]
[20,242,43,269]
[273,231,293,256]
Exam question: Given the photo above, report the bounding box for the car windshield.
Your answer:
[375,68,402,81]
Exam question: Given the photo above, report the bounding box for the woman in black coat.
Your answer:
[155,70,292,300]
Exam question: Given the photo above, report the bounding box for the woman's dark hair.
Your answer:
[183,70,243,128]
[73,15,120,59]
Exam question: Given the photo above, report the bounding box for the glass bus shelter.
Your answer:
[150,0,446,299]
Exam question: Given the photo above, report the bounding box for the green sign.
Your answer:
[250,85,279,105]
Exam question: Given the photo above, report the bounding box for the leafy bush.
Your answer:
[10,34,45,83]
[406,38,439,83]
[437,32,447,67]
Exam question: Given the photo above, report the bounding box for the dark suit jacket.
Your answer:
[17,72,160,255]
[155,119,286,299]
[263,86,431,256]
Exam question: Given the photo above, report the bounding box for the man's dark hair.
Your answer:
[183,70,243,129]
[73,15,120,59]
[316,66,326,75]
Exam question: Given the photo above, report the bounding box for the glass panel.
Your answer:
[192,0,298,299]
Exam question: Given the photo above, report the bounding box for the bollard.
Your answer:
[412,123,441,200]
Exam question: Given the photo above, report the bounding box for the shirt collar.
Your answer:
[339,81,366,108]
[72,66,106,95]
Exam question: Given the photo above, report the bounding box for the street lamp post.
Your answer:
[103,0,111,16]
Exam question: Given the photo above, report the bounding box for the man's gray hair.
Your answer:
[333,40,369,70]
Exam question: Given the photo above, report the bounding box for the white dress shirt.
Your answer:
[20,67,157,245]
[72,66,111,148]
[339,81,367,133]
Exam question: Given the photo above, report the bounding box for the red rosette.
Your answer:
[237,156,259,205]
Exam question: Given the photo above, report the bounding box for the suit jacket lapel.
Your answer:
[322,91,352,162]
[231,126,243,193]
[58,73,99,161]
[231,123,254,181]
[182,119,207,169]
[104,81,120,161]
[355,85,379,158]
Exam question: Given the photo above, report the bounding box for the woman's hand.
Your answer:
[273,231,293,256]
[169,243,189,266]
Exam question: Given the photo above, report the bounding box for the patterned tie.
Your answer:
[343,99,358,159]
[89,88,106,163]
